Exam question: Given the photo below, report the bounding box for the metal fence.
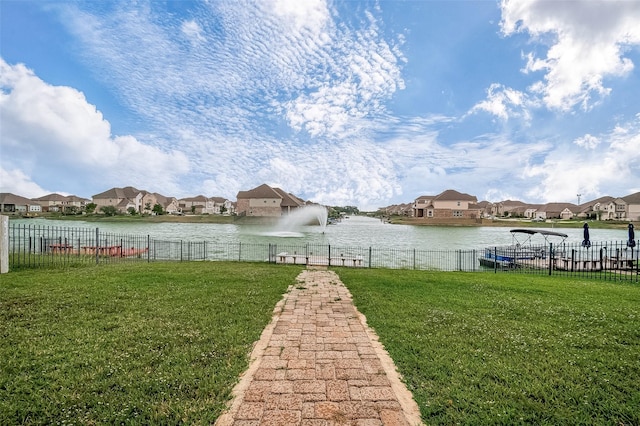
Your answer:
[6,223,639,282]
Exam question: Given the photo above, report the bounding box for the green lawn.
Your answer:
[0,262,303,425]
[338,269,640,425]
[3,263,639,425]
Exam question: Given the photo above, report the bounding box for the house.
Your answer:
[273,187,305,215]
[601,198,627,220]
[488,200,528,217]
[380,203,412,216]
[576,196,615,220]
[622,192,640,221]
[32,193,90,213]
[178,196,234,215]
[412,189,481,219]
[178,195,210,214]
[524,204,543,219]
[93,186,144,213]
[210,197,234,215]
[235,184,305,217]
[92,186,164,214]
[412,195,436,218]
[152,193,180,214]
[0,193,42,214]
[32,193,68,212]
[534,203,578,220]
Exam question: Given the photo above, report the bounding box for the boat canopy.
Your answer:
[510,229,569,238]
[509,229,568,246]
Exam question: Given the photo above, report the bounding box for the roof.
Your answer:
[434,189,477,202]
[273,188,305,207]
[537,202,578,213]
[33,193,67,202]
[237,184,281,200]
[415,195,436,201]
[179,195,208,202]
[580,195,614,208]
[623,191,640,204]
[0,192,36,205]
[501,199,526,208]
[93,186,142,199]
[66,195,90,202]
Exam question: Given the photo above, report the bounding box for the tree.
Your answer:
[127,207,138,216]
[152,204,165,215]
[85,203,97,214]
[220,205,227,214]
[100,205,118,216]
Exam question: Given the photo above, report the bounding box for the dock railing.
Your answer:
[5,222,638,282]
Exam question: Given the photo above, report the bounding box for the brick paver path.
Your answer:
[216,268,422,426]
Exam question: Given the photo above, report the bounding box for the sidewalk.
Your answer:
[216,267,423,426]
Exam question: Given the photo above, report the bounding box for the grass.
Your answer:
[3,263,639,425]
[337,269,640,425]
[0,262,303,425]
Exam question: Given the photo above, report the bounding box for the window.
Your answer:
[453,210,463,217]
[427,210,433,217]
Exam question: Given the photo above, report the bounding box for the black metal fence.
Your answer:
[6,223,638,282]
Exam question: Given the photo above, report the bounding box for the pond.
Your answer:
[11,216,631,252]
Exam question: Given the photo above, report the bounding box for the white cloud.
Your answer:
[523,118,640,202]
[0,59,189,196]
[573,134,600,150]
[469,83,531,120]
[0,167,49,198]
[45,1,406,204]
[181,20,205,44]
[501,0,640,111]
[270,0,330,35]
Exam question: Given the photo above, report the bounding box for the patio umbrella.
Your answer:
[582,223,591,248]
[628,223,636,248]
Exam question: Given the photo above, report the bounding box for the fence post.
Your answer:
[95,227,99,265]
[147,235,151,263]
[328,245,331,267]
[571,249,575,273]
[238,242,242,262]
[494,247,497,273]
[369,247,372,268]
[548,242,553,276]
[0,215,8,274]
[413,249,416,270]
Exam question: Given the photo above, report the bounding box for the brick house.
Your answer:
[412,189,481,219]
[236,184,305,217]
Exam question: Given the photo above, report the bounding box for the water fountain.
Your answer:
[266,205,328,237]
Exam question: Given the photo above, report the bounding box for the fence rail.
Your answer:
[6,223,638,282]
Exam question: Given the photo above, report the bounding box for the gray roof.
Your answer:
[237,184,282,200]
[0,192,36,205]
[623,191,640,204]
[434,189,477,202]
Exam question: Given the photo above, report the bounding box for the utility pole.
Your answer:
[577,193,582,205]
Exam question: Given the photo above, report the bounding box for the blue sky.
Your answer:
[1,0,639,210]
